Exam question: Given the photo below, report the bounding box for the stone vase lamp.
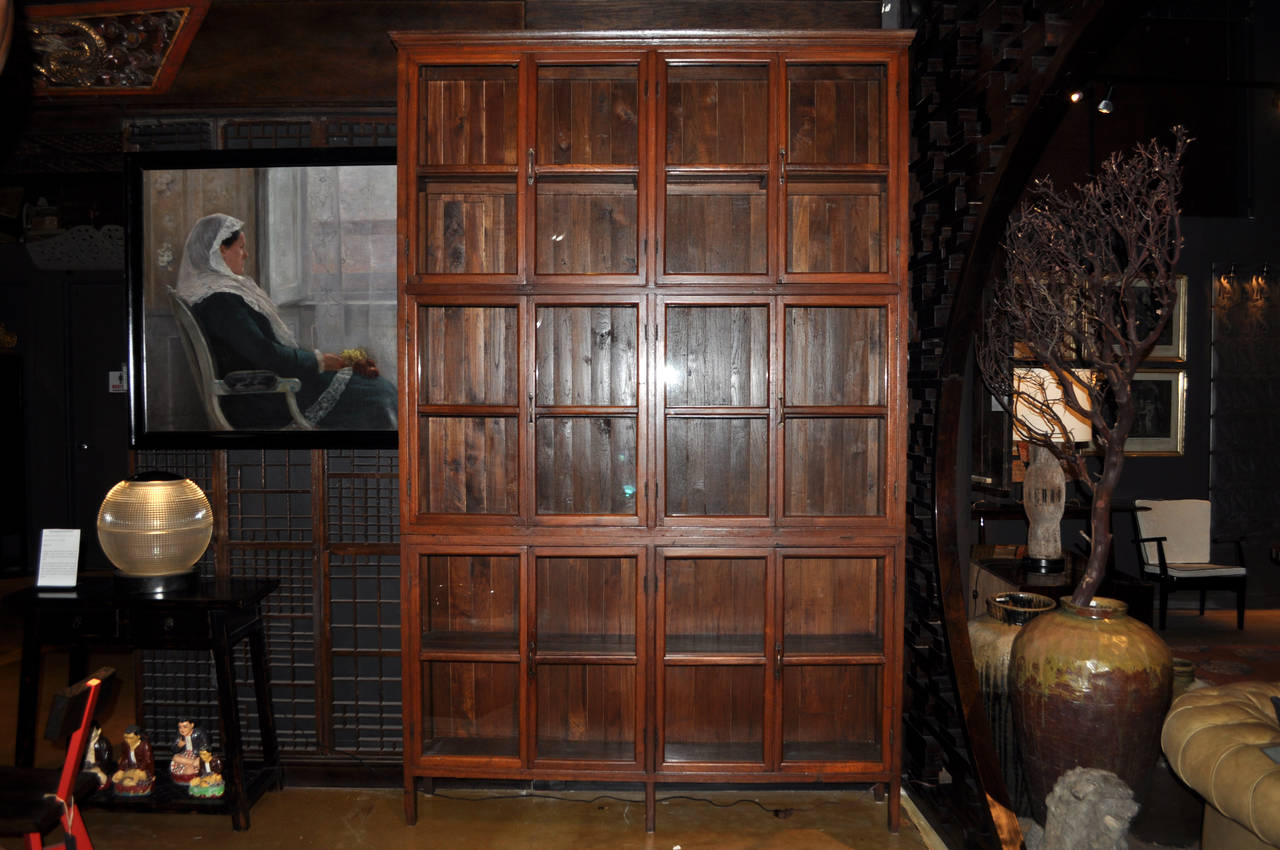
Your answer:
[976,128,1190,825]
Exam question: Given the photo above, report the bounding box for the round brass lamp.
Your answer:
[97,472,212,594]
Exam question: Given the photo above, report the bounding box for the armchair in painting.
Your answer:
[167,286,313,431]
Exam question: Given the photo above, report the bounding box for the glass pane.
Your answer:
[783,417,884,516]
[665,418,768,516]
[421,305,518,405]
[537,65,639,166]
[663,666,764,764]
[786,64,887,166]
[535,176,638,275]
[666,64,769,165]
[418,176,517,275]
[664,305,769,407]
[420,65,518,167]
[664,175,767,275]
[786,176,887,274]
[421,417,518,514]
[536,555,636,655]
[422,554,519,651]
[536,664,636,761]
[535,417,637,515]
[422,661,519,757]
[784,306,886,406]
[535,305,638,406]
[664,557,765,655]
[781,665,881,762]
[782,556,882,653]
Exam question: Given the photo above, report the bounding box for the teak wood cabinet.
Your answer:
[392,30,911,833]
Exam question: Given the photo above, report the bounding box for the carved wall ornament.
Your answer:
[26,0,209,94]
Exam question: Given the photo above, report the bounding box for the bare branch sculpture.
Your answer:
[978,127,1189,607]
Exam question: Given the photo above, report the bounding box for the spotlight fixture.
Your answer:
[1069,90,1084,103]
[1097,86,1114,114]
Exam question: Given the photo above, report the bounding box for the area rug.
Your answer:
[1166,644,1280,687]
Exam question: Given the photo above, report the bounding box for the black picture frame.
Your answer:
[126,147,398,448]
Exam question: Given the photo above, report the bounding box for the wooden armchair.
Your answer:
[1132,498,1248,630]
[167,286,313,431]
[0,667,116,850]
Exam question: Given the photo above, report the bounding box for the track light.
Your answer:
[1069,90,1084,104]
[1097,86,1114,114]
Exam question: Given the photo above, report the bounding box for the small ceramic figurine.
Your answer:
[83,723,116,790]
[111,725,155,797]
[187,748,224,798]
[169,718,208,785]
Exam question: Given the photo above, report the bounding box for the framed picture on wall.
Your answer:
[1135,274,1187,362]
[1122,370,1186,455]
[126,147,398,448]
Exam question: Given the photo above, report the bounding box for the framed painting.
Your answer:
[1123,370,1186,455]
[1135,274,1187,362]
[126,147,398,447]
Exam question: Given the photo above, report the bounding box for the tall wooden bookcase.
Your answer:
[392,30,912,832]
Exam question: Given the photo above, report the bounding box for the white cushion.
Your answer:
[1135,499,1212,565]
[1142,562,1246,579]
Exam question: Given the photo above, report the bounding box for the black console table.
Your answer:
[10,577,282,830]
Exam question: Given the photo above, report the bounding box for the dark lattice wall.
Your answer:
[135,448,402,761]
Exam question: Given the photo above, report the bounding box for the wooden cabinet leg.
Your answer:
[403,772,418,825]
[873,782,885,803]
[887,777,901,833]
[645,782,656,833]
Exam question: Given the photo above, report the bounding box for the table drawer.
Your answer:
[128,609,212,644]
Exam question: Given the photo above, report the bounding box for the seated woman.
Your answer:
[176,213,397,431]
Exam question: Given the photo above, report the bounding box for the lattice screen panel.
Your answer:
[131,447,403,761]
[329,551,402,752]
[327,449,399,544]
[231,545,318,751]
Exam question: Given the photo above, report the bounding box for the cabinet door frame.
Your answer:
[525,49,651,288]
[400,49,529,289]
[775,293,902,529]
[404,544,529,770]
[526,544,649,772]
[654,546,778,774]
[773,544,899,774]
[775,46,907,287]
[654,294,778,527]
[526,294,650,527]
[654,51,780,286]
[404,294,527,527]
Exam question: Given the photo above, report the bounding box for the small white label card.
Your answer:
[36,528,81,588]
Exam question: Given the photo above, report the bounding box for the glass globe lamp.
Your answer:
[97,472,212,593]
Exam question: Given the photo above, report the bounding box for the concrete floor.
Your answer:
[59,786,935,850]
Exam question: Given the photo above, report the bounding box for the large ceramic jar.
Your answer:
[1009,595,1172,824]
[969,592,1056,815]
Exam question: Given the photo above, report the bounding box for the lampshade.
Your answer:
[1012,367,1093,444]
[97,472,212,590]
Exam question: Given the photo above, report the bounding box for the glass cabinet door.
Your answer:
[532,553,641,764]
[778,554,884,764]
[661,302,771,519]
[533,63,642,281]
[782,63,889,278]
[533,302,640,519]
[781,302,888,517]
[418,553,521,759]
[415,303,520,517]
[660,61,772,280]
[660,555,768,767]
[416,64,520,278]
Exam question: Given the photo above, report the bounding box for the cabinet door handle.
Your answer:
[528,639,537,678]
[527,148,535,185]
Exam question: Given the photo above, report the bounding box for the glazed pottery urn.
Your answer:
[1009,595,1172,823]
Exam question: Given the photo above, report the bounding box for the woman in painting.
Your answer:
[176,212,397,430]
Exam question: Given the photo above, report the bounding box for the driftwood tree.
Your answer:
[978,127,1188,607]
